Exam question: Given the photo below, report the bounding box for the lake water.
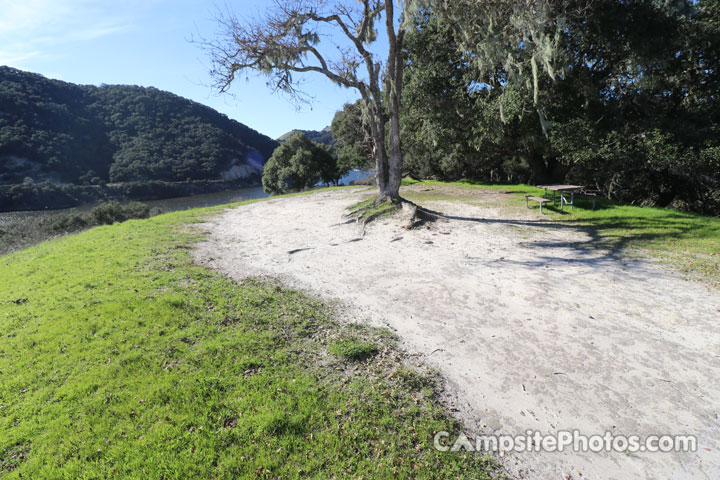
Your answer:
[0,169,372,226]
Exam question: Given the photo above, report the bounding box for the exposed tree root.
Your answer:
[400,201,444,230]
[372,196,393,207]
[364,206,400,224]
[346,196,444,235]
[361,205,401,235]
[346,204,372,219]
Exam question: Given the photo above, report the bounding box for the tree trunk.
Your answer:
[324,1,406,204]
[369,110,391,196]
[386,116,402,199]
[526,152,569,185]
[380,0,404,201]
[363,78,401,204]
[360,80,392,200]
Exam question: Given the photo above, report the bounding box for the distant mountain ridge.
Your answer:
[0,66,279,186]
[277,127,334,146]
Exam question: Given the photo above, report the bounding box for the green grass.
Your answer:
[561,203,720,281]
[347,197,402,222]
[402,179,540,207]
[0,203,498,479]
[348,197,375,212]
[329,338,380,361]
[360,200,399,221]
[403,179,720,284]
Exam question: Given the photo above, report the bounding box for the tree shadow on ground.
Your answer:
[435,205,720,274]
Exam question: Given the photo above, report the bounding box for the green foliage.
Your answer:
[90,201,150,225]
[542,0,720,213]
[402,1,720,215]
[262,132,339,194]
[403,13,498,180]
[330,101,374,172]
[0,206,499,478]
[47,212,91,233]
[436,0,564,113]
[0,66,278,185]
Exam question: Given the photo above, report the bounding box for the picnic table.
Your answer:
[536,185,584,212]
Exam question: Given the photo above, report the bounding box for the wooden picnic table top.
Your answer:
[536,184,584,191]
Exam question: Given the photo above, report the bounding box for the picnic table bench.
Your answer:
[526,185,600,214]
[536,184,585,212]
[525,195,552,214]
[577,189,600,209]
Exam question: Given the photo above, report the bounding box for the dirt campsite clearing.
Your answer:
[193,184,720,480]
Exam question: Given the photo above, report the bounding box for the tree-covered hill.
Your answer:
[277,127,334,146]
[0,66,278,186]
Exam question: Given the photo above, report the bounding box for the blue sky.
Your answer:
[0,0,365,139]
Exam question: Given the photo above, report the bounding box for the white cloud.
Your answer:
[0,49,42,65]
[0,0,135,67]
[0,0,80,35]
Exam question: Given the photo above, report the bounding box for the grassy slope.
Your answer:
[402,179,720,284]
[0,203,497,479]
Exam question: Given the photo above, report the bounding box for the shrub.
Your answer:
[1,201,156,256]
[48,213,90,233]
[90,201,150,225]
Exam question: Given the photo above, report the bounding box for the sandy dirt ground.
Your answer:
[193,186,720,480]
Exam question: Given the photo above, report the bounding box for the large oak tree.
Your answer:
[204,0,412,203]
[203,0,566,209]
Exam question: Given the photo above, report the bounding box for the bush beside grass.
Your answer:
[89,201,150,225]
[0,205,499,479]
[0,201,152,256]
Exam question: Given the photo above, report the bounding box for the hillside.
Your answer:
[277,127,333,146]
[0,66,278,187]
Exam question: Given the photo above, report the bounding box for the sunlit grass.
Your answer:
[0,204,498,479]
